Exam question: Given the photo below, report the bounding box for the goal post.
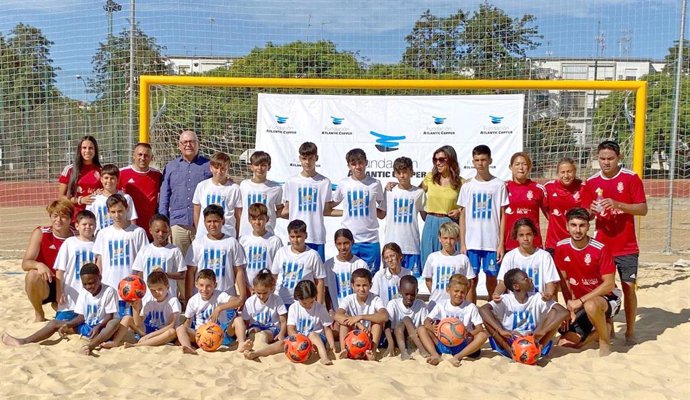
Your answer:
[138,75,647,176]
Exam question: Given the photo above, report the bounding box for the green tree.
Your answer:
[527,117,576,174]
[402,9,465,74]
[90,23,169,106]
[662,40,690,76]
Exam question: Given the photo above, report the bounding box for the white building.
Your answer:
[165,56,238,75]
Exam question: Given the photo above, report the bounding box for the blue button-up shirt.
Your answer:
[158,154,212,226]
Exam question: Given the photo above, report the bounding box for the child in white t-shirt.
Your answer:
[185,204,247,300]
[282,142,333,261]
[55,210,97,316]
[239,203,283,291]
[245,279,336,365]
[325,228,369,311]
[93,194,148,318]
[372,242,412,305]
[176,269,249,354]
[480,269,569,360]
[192,152,242,239]
[86,164,138,234]
[238,151,284,238]
[132,214,186,298]
[455,145,509,302]
[335,268,388,361]
[241,271,288,359]
[383,157,425,277]
[331,148,386,272]
[418,274,488,367]
[422,221,475,308]
[384,275,429,360]
[494,218,560,301]
[271,219,326,306]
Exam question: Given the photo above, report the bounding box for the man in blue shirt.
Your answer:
[158,130,211,302]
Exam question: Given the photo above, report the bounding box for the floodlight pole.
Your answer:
[128,0,135,161]
[664,0,687,254]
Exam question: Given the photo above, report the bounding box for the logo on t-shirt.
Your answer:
[527,190,534,200]
[563,256,571,262]
[584,253,592,265]
[393,198,415,224]
[617,182,624,193]
[298,186,319,212]
[347,190,371,217]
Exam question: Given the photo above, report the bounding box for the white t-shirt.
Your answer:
[338,292,386,328]
[497,248,560,293]
[287,300,333,335]
[271,247,325,305]
[87,191,138,234]
[238,179,283,238]
[239,232,283,288]
[325,255,369,310]
[332,176,385,243]
[192,178,242,238]
[427,299,483,331]
[141,293,182,330]
[283,173,333,244]
[386,298,428,329]
[74,285,119,326]
[132,243,186,298]
[422,251,476,304]
[383,186,425,254]
[457,177,509,251]
[371,267,413,305]
[93,224,148,293]
[54,237,96,311]
[185,290,233,327]
[242,293,287,329]
[489,292,556,334]
[185,234,247,295]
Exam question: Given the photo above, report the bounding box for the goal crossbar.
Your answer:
[138,76,647,176]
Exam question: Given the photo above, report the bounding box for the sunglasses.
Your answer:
[433,157,448,164]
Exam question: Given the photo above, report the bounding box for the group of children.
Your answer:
[3,141,623,364]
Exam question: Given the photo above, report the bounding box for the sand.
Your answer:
[0,259,688,400]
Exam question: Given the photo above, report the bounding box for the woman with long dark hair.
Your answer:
[57,135,102,217]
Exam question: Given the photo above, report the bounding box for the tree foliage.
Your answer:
[662,40,690,76]
[402,9,465,74]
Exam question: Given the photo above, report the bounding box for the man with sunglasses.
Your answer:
[582,140,647,346]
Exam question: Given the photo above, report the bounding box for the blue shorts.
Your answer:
[248,323,280,340]
[76,323,95,337]
[352,242,381,274]
[402,254,422,277]
[118,300,133,318]
[55,310,77,322]
[435,338,469,355]
[219,321,237,346]
[466,250,499,277]
[306,243,325,262]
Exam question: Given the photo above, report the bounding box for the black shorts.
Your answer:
[561,291,622,342]
[614,254,639,283]
[42,280,57,305]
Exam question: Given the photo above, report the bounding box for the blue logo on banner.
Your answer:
[490,115,504,124]
[433,116,446,125]
[331,116,344,125]
[276,115,288,124]
[370,131,406,152]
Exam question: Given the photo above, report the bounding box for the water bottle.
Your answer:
[594,188,606,216]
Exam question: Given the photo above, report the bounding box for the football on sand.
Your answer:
[511,334,541,365]
[436,317,466,347]
[195,322,225,352]
[344,329,372,360]
[117,275,146,302]
[284,334,313,363]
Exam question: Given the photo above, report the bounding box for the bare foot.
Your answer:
[365,349,376,361]
[448,357,461,367]
[624,334,637,346]
[34,314,47,323]
[237,339,252,353]
[123,342,136,349]
[337,349,348,360]
[418,350,431,358]
[426,354,441,366]
[599,345,612,357]
[320,357,333,365]
[400,351,413,361]
[79,345,92,356]
[2,333,23,346]
[182,346,198,355]
[99,341,119,349]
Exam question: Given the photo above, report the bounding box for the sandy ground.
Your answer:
[0,258,688,400]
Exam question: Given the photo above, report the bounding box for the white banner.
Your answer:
[255,93,524,294]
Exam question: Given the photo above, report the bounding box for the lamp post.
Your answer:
[104,0,121,159]
[76,75,89,133]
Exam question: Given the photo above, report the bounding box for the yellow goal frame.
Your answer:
[139,76,647,175]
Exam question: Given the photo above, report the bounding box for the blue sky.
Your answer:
[0,0,686,99]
